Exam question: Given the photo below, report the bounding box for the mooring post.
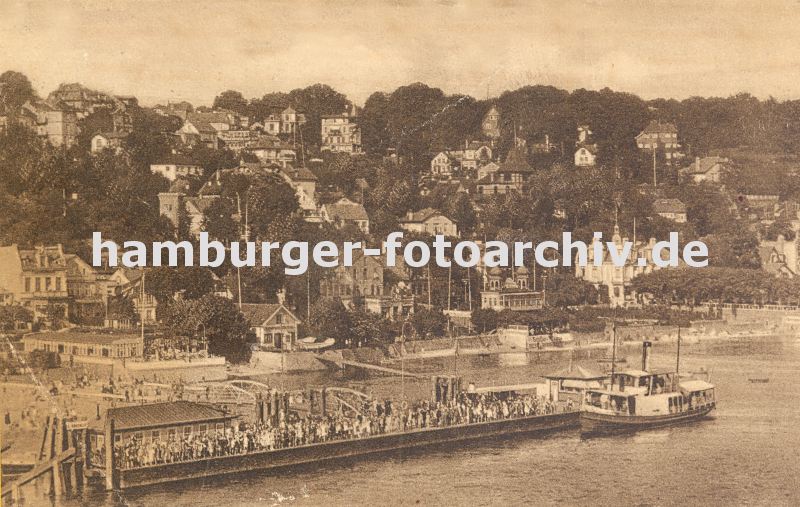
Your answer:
[105,417,115,491]
[81,428,90,486]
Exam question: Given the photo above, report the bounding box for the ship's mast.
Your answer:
[610,319,617,381]
[676,325,682,376]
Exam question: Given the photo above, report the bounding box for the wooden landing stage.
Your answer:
[115,411,580,490]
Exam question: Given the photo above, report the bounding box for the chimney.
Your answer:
[641,341,652,371]
[545,134,549,148]
[695,156,700,172]
[276,289,286,305]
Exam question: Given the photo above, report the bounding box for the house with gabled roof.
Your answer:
[636,120,681,160]
[91,131,128,154]
[653,198,687,223]
[430,151,458,177]
[150,153,203,182]
[476,146,535,195]
[399,208,459,237]
[680,156,730,183]
[240,302,301,350]
[322,197,369,234]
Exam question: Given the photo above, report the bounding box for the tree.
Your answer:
[0,71,37,110]
[543,273,602,308]
[288,84,351,147]
[410,307,447,338]
[202,197,239,243]
[347,309,390,347]
[28,349,60,370]
[247,175,299,238]
[212,90,248,116]
[0,305,32,331]
[308,298,351,345]
[145,267,216,303]
[163,295,252,363]
[471,308,498,333]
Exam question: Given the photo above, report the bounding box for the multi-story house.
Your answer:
[399,208,459,237]
[150,154,203,182]
[322,197,369,234]
[574,224,661,306]
[319,251,384,305]
[19,100,79,148]
[321,108,362,153]
[481,105,501,139]
[430,151,457,177]
[3,245,71,321]
[175,111,247,149]
[216,129,259,151]
[158,179,220,238]
[262,107,306,136]
[91,131,128,154]
[680,156,730,183]
[65,253,116,324]
[635,120,681,161]
[274,165,321,223]
[319,252,414,320]
[574,126,598,167]
[245,135,297,166]
[653,198,687,223]
[480,266,543,311]
[456,141,493,171]
[476,147,535,195]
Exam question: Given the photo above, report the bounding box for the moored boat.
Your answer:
[581,333,716,435]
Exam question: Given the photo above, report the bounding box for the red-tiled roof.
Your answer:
[107,401,231,431]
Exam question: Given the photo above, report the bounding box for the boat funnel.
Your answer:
[641,341,652,371]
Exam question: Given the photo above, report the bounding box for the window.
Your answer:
[25,278,30,292]
[199,424,207,433]
[152,431,160,440]
[55,277,61,291]
[35,277,41,292]
[183,426,192,436]
[45,277,51,290]
[275,313,283,325]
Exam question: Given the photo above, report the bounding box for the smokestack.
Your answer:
[641,341,652,372]
[695,156,700,172]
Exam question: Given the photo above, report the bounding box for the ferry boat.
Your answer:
[581,337,716,435]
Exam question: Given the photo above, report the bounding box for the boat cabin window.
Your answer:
[584,392,634,415]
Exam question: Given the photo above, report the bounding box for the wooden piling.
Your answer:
[104,418,115,491]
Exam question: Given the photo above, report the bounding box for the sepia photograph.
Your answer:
[0,1,799,505]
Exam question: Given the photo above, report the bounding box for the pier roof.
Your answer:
[107,401,232,431]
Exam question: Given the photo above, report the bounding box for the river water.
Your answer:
[46,336,800,506]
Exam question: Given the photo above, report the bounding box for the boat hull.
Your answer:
[580,404,715,435]
[116,411,579,490]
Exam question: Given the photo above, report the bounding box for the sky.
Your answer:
[3,0,800,106]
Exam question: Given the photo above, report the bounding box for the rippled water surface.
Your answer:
[49,337,800,506]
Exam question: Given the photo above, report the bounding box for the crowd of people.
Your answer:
[115,392,567,469]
